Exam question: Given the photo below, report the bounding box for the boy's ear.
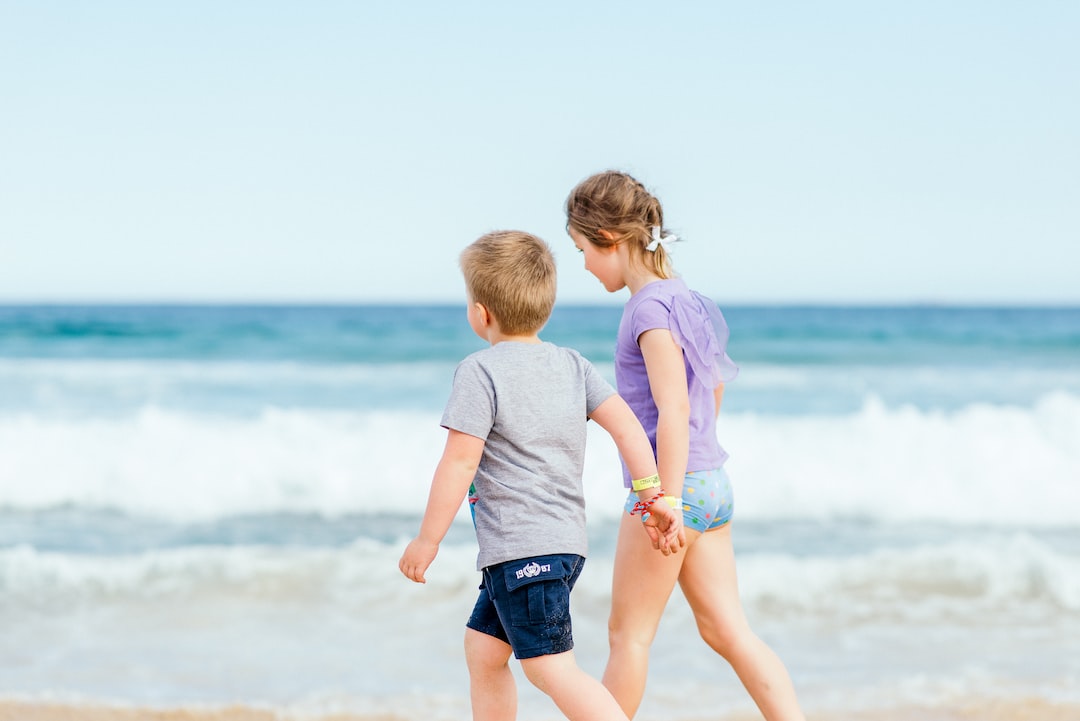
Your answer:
[474,302,491,327]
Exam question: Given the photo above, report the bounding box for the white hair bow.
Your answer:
[645,226,680,252]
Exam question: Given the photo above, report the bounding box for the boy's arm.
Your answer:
[589,394,657,483]
[399,428,485,584]
[589,394,685,554]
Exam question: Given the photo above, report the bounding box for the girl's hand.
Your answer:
[641,502,685,555]
[399,536,439,583]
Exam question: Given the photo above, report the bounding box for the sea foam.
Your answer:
[2,531,1076,625]
[1,393,1077,525]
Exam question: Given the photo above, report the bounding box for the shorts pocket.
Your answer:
[501,555,576,627]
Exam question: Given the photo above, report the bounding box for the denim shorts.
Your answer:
[624,467,734,532]
[466,553,584,660]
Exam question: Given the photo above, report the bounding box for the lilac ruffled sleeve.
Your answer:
[668,291,739,387]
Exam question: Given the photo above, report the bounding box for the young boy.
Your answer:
[399,230,681,721]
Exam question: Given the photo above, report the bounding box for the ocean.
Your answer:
[1,303,1078,720]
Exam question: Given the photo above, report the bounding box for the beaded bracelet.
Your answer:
[629,490,666,516]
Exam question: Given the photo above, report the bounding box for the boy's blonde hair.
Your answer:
[460,230,557,336]
[565,170,675,279]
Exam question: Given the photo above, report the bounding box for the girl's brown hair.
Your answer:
[565,170,675,278]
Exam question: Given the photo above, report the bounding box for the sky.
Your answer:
[1,1,1077,305]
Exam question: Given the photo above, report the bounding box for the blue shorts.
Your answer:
[466,554,584,660]
[624,467,734,532]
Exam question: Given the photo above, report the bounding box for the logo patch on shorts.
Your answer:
[515,561,551,580]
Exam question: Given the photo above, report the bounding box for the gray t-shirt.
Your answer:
[441,341,616,570]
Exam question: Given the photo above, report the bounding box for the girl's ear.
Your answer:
[598,229,618,242]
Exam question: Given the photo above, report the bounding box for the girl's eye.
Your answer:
[575,247,583,253]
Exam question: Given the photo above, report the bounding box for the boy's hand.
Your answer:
[399,537,439,583]
[641,502,686,555]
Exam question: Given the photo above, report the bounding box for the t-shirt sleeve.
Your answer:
[582,357,617,416]
[669,291,739,386]
[629,296,673,345]
[440,356,495,440]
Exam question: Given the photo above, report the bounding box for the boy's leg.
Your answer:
[485,555,619,718]
[467,568,518,721]
[465,628,516,721]
[520,650,628,721]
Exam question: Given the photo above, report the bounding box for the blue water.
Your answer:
[6,304,1077,364]
[1,303,1078,718]
[3,304,1078,416]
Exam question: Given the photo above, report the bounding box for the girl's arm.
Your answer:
[589,394,684,553]
[639,328,691,502]
[399,429,485,583]
[714,382,725,419]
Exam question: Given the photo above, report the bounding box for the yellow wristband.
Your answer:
[630,474,661,492]
[663,496,683,508]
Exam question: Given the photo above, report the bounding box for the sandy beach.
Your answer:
[2,698,1079,721]
[0,701,407,721]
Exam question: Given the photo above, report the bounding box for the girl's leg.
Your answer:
[603,512,687,717]
[520,649,629,721]
[677,524,806,721]
[464,628,517,721]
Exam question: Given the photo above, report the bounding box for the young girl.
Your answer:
[565,171,806,721]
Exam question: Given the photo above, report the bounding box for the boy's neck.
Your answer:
[488,332,542,346]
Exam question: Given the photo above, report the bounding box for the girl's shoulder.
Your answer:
[622,279,690,340]
[626,278,693,316]
[627,279,739,385]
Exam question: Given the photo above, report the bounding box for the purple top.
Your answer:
[615,278,739,486]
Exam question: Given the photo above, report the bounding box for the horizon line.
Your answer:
[1,298,1078,310]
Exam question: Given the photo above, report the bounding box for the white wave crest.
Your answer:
[735,532,1080,620]
[2,532,1076,619]
[0,406,449,519]
[0,393,1077,524]
[720,391,1080,525]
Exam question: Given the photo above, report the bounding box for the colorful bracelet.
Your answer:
[630,473,662,492]
[629,490,666,516]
